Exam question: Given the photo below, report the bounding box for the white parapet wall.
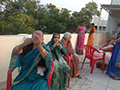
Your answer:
[0,32,108,83]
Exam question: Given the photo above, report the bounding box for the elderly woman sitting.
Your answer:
[8,30,52,90]
[61,32,81,78]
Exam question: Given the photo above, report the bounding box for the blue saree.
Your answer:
[9,43,52,90]
[106,32,120,79]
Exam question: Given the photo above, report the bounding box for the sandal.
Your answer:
[112,77,120,80]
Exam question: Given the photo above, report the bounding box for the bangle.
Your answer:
[41,49,45,54]
[16,46,20,51]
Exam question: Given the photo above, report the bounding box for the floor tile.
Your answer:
[80,81,106,90]
[107,78,120,90]
[106,87,117,90]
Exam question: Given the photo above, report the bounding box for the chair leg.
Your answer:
[90,61,95,74]
[102,52,105,73]
[102,59,105,73]
[81,57,86,69]
[67,76,70,88]
[90,60,92,67]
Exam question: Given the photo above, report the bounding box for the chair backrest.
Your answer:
[84,45,99,59]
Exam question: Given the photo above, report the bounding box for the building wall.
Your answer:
[0,32,108,83]
[112,0,120,5]
[106,15,120,37]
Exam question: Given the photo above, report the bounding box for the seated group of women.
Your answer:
[9,30,80,90]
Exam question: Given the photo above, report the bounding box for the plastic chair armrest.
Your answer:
[6,68,14,90]
[66,53,71,67]
[99,44,106,50]
[47,60,54,88]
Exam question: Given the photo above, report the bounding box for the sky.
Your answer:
[41,0,112,20]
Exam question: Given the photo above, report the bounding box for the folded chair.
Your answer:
[81,45,105,74]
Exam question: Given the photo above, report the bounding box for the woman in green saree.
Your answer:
[7,30,54,90]
[47,33,71,90]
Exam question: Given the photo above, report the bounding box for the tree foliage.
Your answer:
[0,0,100,35]
[0,13,36,34]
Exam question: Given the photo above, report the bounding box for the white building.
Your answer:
[92,17,107,31]
[101,0,120,37]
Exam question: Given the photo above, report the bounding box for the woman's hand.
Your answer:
[32,35,43,48]
[109,40,115,45]
[54,43,63,48]
[23,38,33,46]
[53,43,58,47]
[70,54,73,61]
[12,38,32,55]
[58,43,63,48]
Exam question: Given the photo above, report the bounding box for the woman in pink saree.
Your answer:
[74,21,87,55]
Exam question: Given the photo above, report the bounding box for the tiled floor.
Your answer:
[67,57,120,90]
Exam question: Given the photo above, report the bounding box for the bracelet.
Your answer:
[41,49,45,54]
[16,46,20,51]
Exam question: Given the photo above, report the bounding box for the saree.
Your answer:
[47,35,71,90]
[76,26,87,55]
[61,37,79,77]
[9,43,52,90]
[87,27,95,46]
[106,32,120,79]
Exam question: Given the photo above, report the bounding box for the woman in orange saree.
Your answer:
[87,23,95,47]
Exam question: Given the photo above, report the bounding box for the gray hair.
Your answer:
[64,32,71,39]
[32,30,44,37]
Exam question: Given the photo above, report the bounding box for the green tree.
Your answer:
[4,0,40,18]
[0,14,36,35]
[0,1,100,35]
[79,1,100,28]
[0,0,39,35]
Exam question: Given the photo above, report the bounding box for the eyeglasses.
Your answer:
[34,33,43,37]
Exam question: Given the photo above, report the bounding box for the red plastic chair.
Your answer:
[81,45,105,74]
[65,53,71,88]
[6,60,54,90]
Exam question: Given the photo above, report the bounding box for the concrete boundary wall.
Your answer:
[0,32,108,83]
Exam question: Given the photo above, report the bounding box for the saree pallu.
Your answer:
[87,27,95,46]
[106,32,120,79]
[9,43,52,90]
[76,26,86,55]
